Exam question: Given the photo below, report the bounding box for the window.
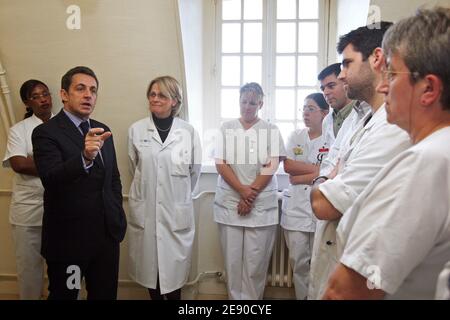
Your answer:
[216,0,329,141]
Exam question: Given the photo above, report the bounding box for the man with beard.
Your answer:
[308,22,412,299]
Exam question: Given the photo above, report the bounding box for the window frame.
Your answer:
[214,0,331,136]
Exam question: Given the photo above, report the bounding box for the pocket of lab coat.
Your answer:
[172,202,193,232]
[129,171,146,201]
[127,198,146,229]
[171,165,191,204]
[171,163,190,177]
[254,189,279,213]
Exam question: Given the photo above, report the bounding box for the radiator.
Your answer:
[266,223,293,287]
[266,197,293,288]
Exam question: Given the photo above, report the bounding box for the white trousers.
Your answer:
[283,229,314,299]
[218,223,276,300]
[11,225,45,300]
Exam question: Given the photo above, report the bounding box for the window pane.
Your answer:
[276,56,296,86]
[276,23,296,53]
[222,56,241,86]
[297,89,317,110]
[275,122,295,143]
[298,22,318,52]
[223,0,241,20]
[222,23,241,53]
[298,56,318,86]
[277,0,296,20]
[243,23,262,53]
[243,56,262,84]
[243,0,262,20]
[221,89,240,118]
[298,0,319,19]
[275,89,295,120]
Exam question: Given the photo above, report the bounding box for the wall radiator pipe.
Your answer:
[0,59,15,126]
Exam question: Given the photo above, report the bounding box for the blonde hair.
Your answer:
[146,76,183,116]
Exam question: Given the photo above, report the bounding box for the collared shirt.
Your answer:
[62,109,94,170]
[320,101,371,176]
[333,101,354,137]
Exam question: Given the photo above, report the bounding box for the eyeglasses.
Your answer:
[29,92,51,101]
[149,92,170,100]
[382,70,420,82]
[303,106,320,113]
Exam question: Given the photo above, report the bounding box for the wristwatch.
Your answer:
[312,175,329,185]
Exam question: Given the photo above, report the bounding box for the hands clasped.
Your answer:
[83,128,112,161]
[237,185,259,216]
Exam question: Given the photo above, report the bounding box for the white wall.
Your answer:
[370,0,449,22]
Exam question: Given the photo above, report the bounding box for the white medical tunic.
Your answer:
[213,119,286,227]
[337,127,450,299]
[281,128,329,232]
[2,114,50,226]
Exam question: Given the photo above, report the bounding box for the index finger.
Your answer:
[87,127,105,136]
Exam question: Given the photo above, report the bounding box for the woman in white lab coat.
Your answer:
[214,82,286,300]
[281,93,329,299]
[2,80,53,299]
[127,76,201,300]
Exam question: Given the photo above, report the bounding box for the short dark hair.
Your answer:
[337,21,393,60]
[19,79,49,119]
[318,63,342,81]
[305,93,329,111]
[61,66,98,92]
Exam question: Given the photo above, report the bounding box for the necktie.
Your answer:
[79,121,90,137]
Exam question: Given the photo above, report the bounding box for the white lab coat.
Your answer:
[127,116,202,294]
[337,127,450,299]
[320,101,370,176]
[308,105,411,299]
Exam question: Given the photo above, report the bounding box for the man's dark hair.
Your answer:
[318,63,342,81]
[61,66,99,92]
[337,22,393,60]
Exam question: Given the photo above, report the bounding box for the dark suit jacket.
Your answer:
[32,110,127,261]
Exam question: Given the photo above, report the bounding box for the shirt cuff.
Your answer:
[81,153,94,170]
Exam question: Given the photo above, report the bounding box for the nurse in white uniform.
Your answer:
[3,79,53,299]
[127,76,202,300]
[214,82,286,300]
[281,93,329,299]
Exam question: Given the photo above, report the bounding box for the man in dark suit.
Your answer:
[32,66,127,300]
